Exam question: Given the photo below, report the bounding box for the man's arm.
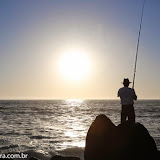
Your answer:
[132,89,137,100]
[117,90,120,97]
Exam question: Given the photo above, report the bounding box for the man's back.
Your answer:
[118,87,137,105]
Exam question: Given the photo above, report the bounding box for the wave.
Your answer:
[30,135,53,139]
[0,144,19,150]
[24,150,52,160]
[57,147,84,160]
[24,147,84,160]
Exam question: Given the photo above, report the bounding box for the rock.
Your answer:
[84,114,160,160]
[84,114,116,160]
[116,121,158,160]
[50,155,81,160]
[29,157,39,160]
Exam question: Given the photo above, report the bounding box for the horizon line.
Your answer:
[0,98,160,101]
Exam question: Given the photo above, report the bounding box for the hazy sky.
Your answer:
[0,0,160,99]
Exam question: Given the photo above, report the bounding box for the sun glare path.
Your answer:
[58,51,91,81]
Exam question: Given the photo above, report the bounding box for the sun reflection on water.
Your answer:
[65,99,84,105]
[60,99,86,149]
[61,141,85,148]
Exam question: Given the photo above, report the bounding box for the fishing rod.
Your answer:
[132,0,146,89]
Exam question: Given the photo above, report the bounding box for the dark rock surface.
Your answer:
[84,114,160,160]
[29,157,39,160]
[84,114,116,160]
[50,155,81,160]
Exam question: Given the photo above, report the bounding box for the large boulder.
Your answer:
[116,121,158,160]
[84,114,116,160]
[84,114,160,160]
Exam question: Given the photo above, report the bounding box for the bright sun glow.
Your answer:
[58,50,91,81]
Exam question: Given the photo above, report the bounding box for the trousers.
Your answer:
[121,104,135,124]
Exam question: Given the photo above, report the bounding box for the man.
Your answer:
[118,78,137,124]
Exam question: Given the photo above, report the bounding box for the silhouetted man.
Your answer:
[118,78,137,123]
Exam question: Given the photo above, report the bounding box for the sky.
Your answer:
[0,0,160,99]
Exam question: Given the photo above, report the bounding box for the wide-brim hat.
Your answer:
[122,78,132,84]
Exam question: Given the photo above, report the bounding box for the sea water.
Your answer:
[0,100,160,159]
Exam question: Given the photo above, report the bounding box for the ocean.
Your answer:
[0,100,160,159]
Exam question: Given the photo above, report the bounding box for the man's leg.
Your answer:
[128,105,135,123]
[121,105,127,123]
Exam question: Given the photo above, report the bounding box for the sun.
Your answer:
[58,50,91,81]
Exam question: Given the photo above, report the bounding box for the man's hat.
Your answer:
[122,78,132,84]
